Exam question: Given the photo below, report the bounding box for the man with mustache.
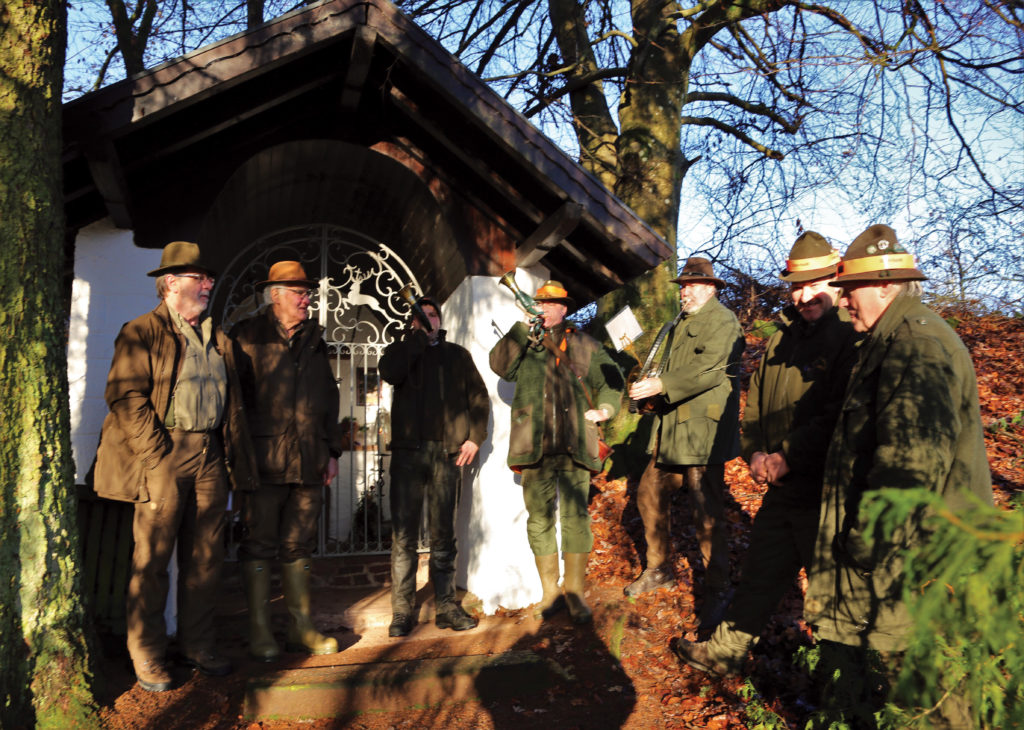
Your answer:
[93,242,257,691]
[625,257,745,635]
[672,233,858,675]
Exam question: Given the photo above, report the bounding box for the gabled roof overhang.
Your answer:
[63,0,672,305]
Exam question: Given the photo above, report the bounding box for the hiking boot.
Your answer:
[180,649,234,677]
[670,637,741,677]
[133,658,173,692]
[624,565,674,597]
[435,605,478,631]
[389,613,415,637]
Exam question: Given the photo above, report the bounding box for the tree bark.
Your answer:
[0,1,100,725]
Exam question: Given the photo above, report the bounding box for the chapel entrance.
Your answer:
[213,223,426,556]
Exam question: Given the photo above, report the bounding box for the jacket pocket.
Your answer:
[509,404,533,458]
[252,416,288,478]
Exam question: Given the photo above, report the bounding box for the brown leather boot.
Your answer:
[624,565,674,597]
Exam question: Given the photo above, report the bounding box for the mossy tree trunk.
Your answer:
[552,0,778,460]
[0,2,100,726]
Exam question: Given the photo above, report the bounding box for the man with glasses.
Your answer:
[93,241,258,691]
[230,261,344,661]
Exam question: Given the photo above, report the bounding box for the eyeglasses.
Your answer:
[284,288,316,299]
[175,273,215,285]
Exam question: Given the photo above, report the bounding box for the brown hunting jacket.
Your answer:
[230,307,344,486]
[92,301,258,503]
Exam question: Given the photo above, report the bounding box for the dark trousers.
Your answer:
[636,459,729,591]
[238,482,322,562]
[724,487,818,633]
[127,430,228,662]
[389,443,461,614]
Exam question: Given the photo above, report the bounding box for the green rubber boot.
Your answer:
[280,558,339,655]
[563,553,593,625]
[241,560,280,662]
[533,553,564,620]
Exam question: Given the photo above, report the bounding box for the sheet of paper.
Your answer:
[605,305,644,352]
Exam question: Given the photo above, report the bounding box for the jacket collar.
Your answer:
[855,294,920,376]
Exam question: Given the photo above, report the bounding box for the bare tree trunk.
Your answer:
[547,0,619,190]
[247,0,265,29]
[0,1,100,725]
[105,0,159,76]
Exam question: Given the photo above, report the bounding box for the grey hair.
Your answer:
[156,274,170,300]
[896,280,924,298]
[263,285,288,306]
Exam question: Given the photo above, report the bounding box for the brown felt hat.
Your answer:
[779,232,841,283]
[830,224,927,286]
[257,261,318,290]
[533,280,575,308]
[672,257,726,288]
[147,241,216,277]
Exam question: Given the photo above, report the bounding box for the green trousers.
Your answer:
[520,455,593,555]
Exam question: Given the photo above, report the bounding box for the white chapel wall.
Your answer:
[443,268,552,613]
[69,219,164,483]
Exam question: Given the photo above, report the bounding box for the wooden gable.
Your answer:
[62,0,671,306]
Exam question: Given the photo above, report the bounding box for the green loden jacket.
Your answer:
[804,294,993,652]
[649,297,745,466]
[741,305,860,503]
[490,321,623,473]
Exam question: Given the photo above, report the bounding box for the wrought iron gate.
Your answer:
[212,224,424,556]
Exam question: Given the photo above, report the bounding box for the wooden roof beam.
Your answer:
[516,201,581,268]
[340,25,376,112]
[83,140,132,228]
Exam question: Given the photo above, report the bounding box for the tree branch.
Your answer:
[681,115,785,159]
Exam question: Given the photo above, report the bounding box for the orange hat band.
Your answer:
[837,253,917,277]
[787,251,841,272]
[536,285,569,299]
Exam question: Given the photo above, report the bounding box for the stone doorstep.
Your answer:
[243,650,560,721]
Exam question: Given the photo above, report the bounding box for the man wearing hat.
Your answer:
[625,257,744,634]
[804,225,991,724]
[379,294,489,637]
[230,261,344,660]
[93,242,258,691]
[672,233,859,676]
[490,279,623,624]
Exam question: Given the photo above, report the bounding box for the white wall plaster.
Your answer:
[444,269,555,613]
[69,220,164,482]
